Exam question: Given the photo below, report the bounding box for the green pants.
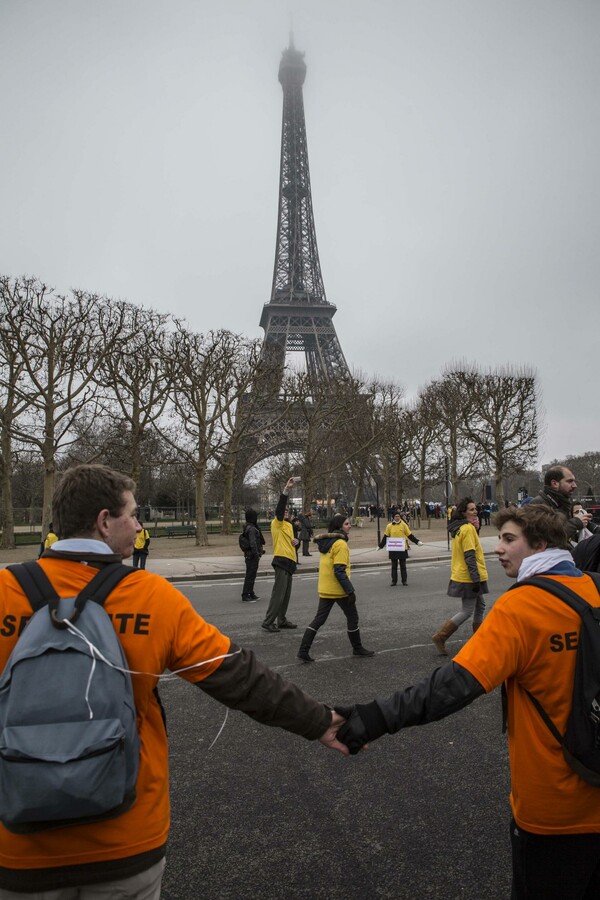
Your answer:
[263,566,293,626]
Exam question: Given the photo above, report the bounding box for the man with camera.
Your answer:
[261,477,301,633]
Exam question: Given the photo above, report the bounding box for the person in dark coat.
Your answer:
[298,510,314,556]
[241,509,265,602]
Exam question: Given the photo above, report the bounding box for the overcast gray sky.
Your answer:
[1,0,598,466]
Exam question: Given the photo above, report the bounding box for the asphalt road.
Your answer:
[160,558,512,900]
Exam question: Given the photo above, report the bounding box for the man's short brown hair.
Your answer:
[493,504,569,550]
[53,465,136,539]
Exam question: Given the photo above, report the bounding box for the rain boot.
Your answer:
[297,627,316,662]
[431,620,458,656]
[348,628,375,657]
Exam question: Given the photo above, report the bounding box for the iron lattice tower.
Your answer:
[259,39,350,389]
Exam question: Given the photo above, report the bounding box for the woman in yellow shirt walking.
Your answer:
[431,497,489,656]
[297,514,374,662]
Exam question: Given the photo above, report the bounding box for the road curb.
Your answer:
[162,551,498,583]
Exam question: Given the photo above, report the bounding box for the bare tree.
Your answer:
[96,301,173,486]
[418,375,485,503]
[0,278,32,547]
[1,279,109,536]
[214,343,288,534]
[404,399,445,519]
[444,363,540,506]
[345,377,405,516]
[278,369,380,508]
[163,323,252,546]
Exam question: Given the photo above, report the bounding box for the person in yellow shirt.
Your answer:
[38,523,59,559]
[336,504,600,900]
[378,511,423,586]
[297,514,374,662]
[431,497,489,655]
[132,520,151,569]
[261,477,300,633]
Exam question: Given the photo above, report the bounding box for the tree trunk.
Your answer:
[194,460,209,547]
[419,447,429,529]
[0,431,15,549]
[221,457,235,535]
[41,419,55,539]
[495,466,505,507]
[130,394,142,487]
[450,432,460,504]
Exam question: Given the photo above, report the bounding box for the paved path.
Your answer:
[121,536,500,582]
[0,524,500,582]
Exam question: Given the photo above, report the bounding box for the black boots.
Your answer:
[348,629,375,657]
[297,628,316,662]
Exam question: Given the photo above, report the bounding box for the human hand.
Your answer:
[319,710,350,756]
[284,477,295,492]
[292,538,300,547]
[334,705,371,756]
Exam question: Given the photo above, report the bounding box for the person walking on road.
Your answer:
[378,511,423,586]
[241,508,265,601]
[261,477,299,633]
[297,514,374,662]
[431,497,489,655]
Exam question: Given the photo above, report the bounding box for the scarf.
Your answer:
[517,548,579,582]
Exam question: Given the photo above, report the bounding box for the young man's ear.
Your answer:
[96,508,111,540]
[532,540,548,553]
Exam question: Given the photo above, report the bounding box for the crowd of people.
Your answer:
[2,462,600,898]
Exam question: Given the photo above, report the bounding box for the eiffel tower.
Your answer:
[235,38,352,478]
[260,37,350,390]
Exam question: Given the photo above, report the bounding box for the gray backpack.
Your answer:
[0,562,140,833]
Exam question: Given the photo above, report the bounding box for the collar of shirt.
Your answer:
[50,539,113,555]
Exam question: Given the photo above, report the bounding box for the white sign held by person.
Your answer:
[387,537,406,552]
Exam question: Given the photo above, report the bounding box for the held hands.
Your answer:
[319,710,351,756]
[334,706,371,756]
[334,701,390,755]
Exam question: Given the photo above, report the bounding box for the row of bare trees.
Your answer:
[1,275,543,549]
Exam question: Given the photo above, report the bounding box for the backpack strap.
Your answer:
[6,561,60,612]
[507,573,600,746]
[6,561,135,628]
[512,574,600,619]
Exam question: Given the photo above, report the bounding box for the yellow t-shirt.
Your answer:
[318,538,351,599]
[455,574,600,834]
[450,522,488,582]
[134,529,150,551]
[384,521,412,550]
[271,517,296,563]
